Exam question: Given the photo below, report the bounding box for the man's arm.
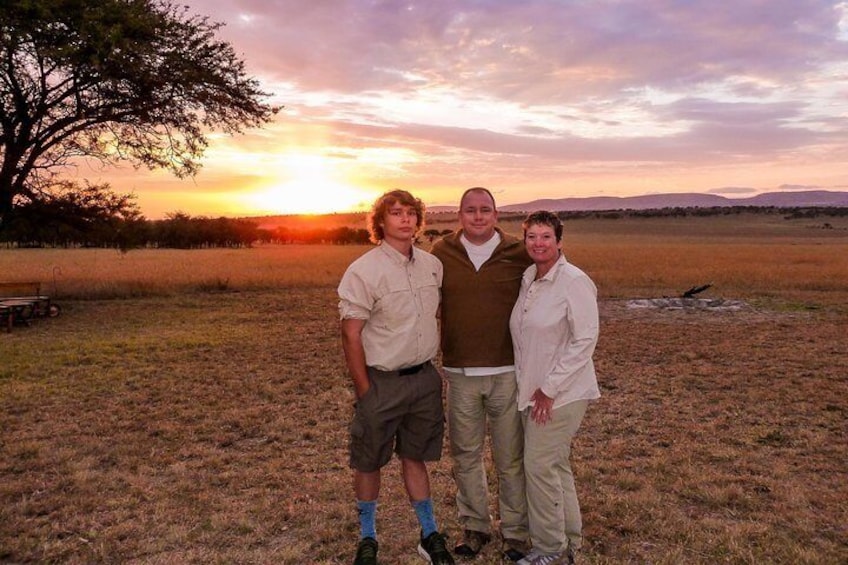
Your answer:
[341,318,370,399]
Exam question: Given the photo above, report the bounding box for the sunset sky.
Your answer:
[86,0,848,218]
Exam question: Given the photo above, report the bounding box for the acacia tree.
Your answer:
[0,0,277,230]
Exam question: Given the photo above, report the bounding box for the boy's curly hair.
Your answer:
[367,189,426,243]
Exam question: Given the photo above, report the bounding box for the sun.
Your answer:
[247,154,376,215]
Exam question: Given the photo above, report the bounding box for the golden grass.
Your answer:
[2,213,846,309]
[0,245,366,298]
[570,241,848,306]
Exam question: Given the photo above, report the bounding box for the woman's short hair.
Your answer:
[522,210,563,242]
[367,189,426,243]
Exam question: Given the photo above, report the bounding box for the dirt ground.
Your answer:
[1,287,846,564]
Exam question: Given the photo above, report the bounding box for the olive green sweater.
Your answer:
[431,228,532,368]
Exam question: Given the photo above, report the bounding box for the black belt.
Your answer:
[398,362,428,376]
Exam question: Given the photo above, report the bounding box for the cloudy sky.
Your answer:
[100,0,848,217]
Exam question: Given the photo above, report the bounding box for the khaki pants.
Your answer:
[446,369,528,540]
[523,399,588,553]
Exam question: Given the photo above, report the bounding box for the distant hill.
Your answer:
[430,190,848,213]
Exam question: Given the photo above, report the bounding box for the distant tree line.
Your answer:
[259,226,371,245]
[0,213,376,249]
[0,186,376,248]
[3,198,846,249]
[548,206,848,221]
[424,229,455,242]
[1,209,261,250]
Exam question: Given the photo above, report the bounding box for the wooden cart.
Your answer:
[0,282,61,332]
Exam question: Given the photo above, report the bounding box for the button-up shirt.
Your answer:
[338,242,442,371]
[509,254,600,411]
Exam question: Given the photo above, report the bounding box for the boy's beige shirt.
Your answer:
[338,242,442,371]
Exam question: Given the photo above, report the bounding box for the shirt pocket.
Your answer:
[372,268,439,329]
[373,280,417,329]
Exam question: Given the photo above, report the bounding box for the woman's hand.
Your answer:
[530,388,554,425]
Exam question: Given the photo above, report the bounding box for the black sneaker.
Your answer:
[354,537,378,565]
[454,529,491,558]
[417,531,456,564]
[502,538,530,562]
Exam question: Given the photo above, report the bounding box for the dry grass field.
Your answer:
[1,213,847,564]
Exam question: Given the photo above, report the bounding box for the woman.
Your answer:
[509,211,600,565]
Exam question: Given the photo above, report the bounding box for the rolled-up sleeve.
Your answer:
[339,267,373,321]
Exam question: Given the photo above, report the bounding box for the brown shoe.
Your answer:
[501,538,531,562]
[454,529,491,557]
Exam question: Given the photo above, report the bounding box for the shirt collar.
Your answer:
[526,253,567,283]
[378,241,416,265]
[459,230,501,249]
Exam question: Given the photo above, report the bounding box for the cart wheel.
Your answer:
[48,303,61,317]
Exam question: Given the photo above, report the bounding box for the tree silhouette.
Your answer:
[3,180,142,247]
[0,0,278,231]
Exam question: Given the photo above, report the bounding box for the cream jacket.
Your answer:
[509,254,600,411]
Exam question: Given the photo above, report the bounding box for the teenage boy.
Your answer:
[339,189,455,565]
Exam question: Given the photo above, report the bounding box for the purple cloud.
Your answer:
[159,0,848,210]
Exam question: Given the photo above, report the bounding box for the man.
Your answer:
[431,187,533,561]
[338,189,455,565]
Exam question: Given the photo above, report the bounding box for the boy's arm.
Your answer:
[341,318,370,399]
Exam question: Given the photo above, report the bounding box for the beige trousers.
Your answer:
[446,369,528,540]
[523,399,589,553]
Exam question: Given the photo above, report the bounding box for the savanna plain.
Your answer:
[1,212,847,564]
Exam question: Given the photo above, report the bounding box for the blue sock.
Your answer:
[412,498,437,538]
[357,500,377,540]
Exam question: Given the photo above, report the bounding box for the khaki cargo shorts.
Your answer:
[349,362,444,472]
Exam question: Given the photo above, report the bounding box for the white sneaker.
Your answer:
[521,550,569,565]
[517,550,543,565]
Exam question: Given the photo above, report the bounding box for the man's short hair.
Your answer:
[459,186,497,210]
[522,210,563,242]
[367,189,426,243]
